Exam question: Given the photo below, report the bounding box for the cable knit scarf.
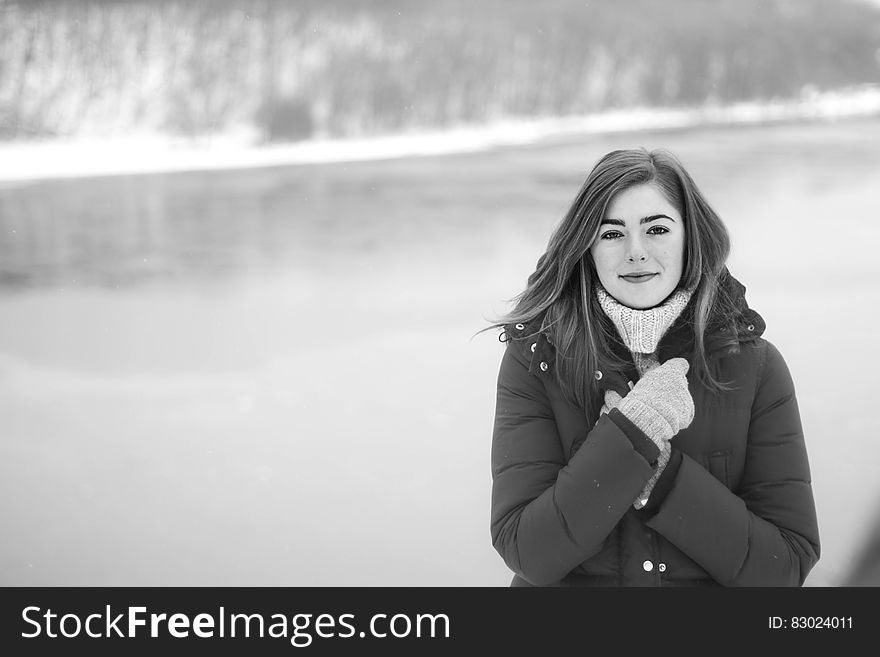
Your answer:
[596,284,693,359]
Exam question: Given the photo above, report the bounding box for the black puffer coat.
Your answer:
[490,274,820,586]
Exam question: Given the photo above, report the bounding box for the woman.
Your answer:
[486,148,820,586]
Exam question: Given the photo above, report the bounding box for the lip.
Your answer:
[619,272,658,284]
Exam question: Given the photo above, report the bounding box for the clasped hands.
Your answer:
[600,357,695,447]
[600,357,695,509]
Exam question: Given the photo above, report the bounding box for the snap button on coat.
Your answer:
[643,560,654,572]
[659,563,667,573]
[539,361,549,372]
[594,370,603,380]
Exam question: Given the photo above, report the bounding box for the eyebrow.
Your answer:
[600,214,675,226]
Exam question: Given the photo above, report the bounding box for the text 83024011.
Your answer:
[768,616,853,630]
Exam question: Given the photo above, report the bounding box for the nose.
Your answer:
[625,235,648,263]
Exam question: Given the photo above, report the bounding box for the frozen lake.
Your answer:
[2,116,879,586]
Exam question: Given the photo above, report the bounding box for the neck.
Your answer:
[596,285,693,354]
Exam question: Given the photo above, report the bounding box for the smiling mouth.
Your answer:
[619,273,658,283]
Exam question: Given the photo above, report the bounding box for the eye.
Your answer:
[600,230,623,240]
[647,225,670,235]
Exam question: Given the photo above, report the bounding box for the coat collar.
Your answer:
[654,270,765,362]
[504,269,766,378]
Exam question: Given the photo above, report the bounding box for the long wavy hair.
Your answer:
[480,148,737,421]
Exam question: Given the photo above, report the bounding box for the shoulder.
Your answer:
[501,311,550,354]
[733,338,798,407]
[738,337,790,373]
[755,338,796,392]
[499,311,557,378]
[501,310,547,342]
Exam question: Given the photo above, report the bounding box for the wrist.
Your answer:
[607,408,660,466]
[636,448,683,515]
[633,443,672,510]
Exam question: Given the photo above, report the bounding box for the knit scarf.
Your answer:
[596,285,693,373]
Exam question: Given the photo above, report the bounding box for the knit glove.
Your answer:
[599,389,623,417]
[616,357,694,445]
[601,388,673,509]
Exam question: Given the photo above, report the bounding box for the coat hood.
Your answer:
[655,268,766,362]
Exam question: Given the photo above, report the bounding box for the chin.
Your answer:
[614,288,669,310]
[624,298,658,310]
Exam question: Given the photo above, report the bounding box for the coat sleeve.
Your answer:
[490,338,658,586]
[644,340,821,586]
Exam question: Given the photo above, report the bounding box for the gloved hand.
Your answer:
[600,385,675,509]
[616,357,694,445]
[599,389,623,417]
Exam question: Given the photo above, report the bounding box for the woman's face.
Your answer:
[589,183,685,309]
